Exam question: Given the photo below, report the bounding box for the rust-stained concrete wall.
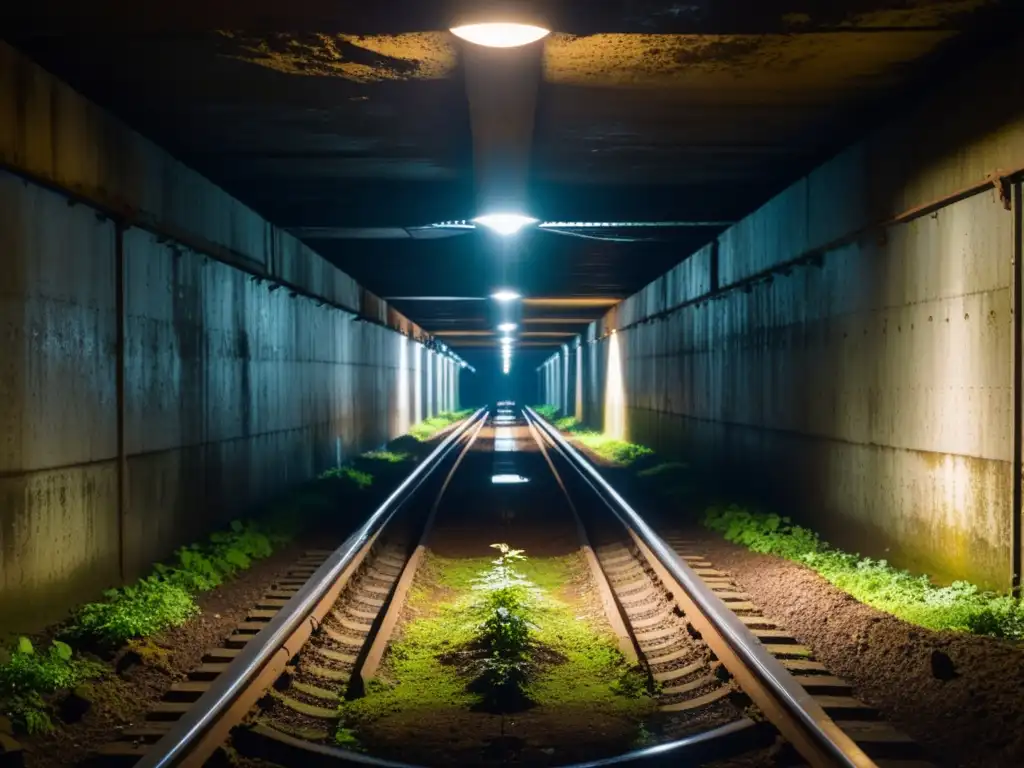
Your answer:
[0,43,461,632]
[540,39,1023,590]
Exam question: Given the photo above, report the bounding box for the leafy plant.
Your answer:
[320,466,374,489]
[531,404,559,420]
[571,431,653,465]
[68,576,198,647]
[704,504,1024,639]
[334,725,363,751]
[339,552,655,729]
[469,544,538,709]
[408,410,474,442]
[0,637,103,734]
[361,450,413,463]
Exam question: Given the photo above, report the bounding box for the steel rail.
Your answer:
[136,407,489,768]
[238,716,758,767]
[524,406,877,768]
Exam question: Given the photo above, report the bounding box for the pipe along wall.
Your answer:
[540,37,1024,591]
[0,43,460,632]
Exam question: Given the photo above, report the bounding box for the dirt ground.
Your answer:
[695,535,1024,768]
[562,433,1024,768]
[15,540,310,768]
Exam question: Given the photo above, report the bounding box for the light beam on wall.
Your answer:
[414,343,423,424]
[575,343,584,421]
[426,349,434,419]
[396,335,410,435]
[604,330,627,441]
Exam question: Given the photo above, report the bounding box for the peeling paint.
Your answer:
[216,31,457,81]
[543,32,954,89]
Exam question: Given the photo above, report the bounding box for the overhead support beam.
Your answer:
[448,340,567,349]
[434,330,577,338]
[521,316,595,324]
[523,297,621,308]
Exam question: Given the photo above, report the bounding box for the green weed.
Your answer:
[340,548,655,737]
[530,405,652,465]
[334,726,363,751]
[407,410,473,442]
[319,466,374,489]
[704,504,1024,639]
[470,544,536,709]
[69,519,286,648]
[0,637,103,734]
[360,450,413,464]
[531,404,559,420]
[572,432,653,465]
[67,577,199,648]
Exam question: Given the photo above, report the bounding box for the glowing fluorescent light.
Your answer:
[491,474,530,484]
[500,337,514,346]
[497,322,517,333]
[491,289,521,302]
[473,214,538,236]
[450,23,550,49]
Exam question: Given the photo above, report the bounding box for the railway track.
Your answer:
[94,406,935,768]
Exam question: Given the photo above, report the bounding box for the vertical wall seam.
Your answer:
[115,221,128,583]
[1013,180,1023,596]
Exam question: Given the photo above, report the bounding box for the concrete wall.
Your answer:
[540,39,1023,590]
[0,42,461,631]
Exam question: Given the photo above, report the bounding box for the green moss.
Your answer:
[704,504,1024,639]
[407,410,474,442]
[319,466,374,489]
[530,405,653,465]
[360,450,413,464]
[338,550,654,741]
[570,432,653,465]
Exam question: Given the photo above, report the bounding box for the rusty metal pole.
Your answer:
[1013,179,1023,596]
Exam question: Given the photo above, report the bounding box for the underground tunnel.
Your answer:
[1,1,1023,767]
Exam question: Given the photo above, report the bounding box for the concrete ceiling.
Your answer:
[3,0,1015,371]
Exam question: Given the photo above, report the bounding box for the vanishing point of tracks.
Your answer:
[97,408,935,768]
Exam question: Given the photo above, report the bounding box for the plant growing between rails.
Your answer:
[0,637,104,734]
[468,544,538,710]
[335,547,656,749]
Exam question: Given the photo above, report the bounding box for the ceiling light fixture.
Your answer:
[473,214,538,236]
[497,322,517,333]
[491,289,521,302]
[450,23,550,49]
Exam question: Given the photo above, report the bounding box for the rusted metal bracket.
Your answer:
[990,172,1012,211]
